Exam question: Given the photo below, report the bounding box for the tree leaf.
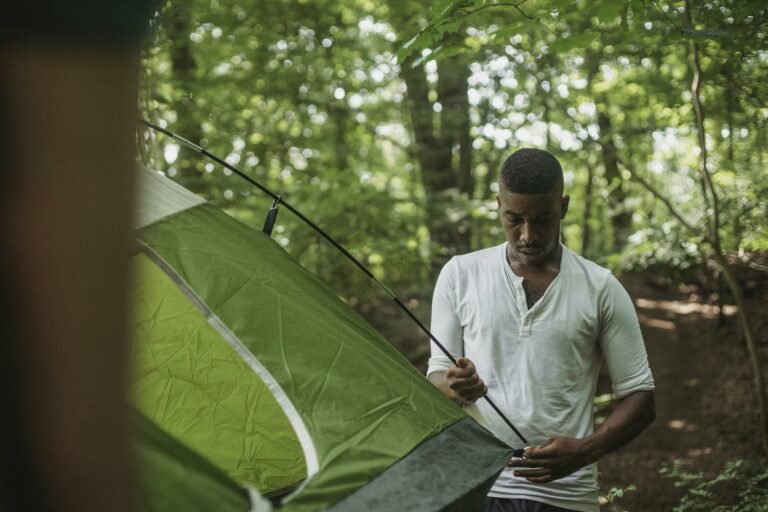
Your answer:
[411,44,443,67]
[431,0,459,18]
[550,32,600,53]
[550,0,579,9]
[594,0,628,23]
[432,43,472,62]
[491,22,529,42]
[395,33,421,63]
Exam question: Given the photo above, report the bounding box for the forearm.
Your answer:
[509,389,655,483]
[428,364,487,405]
[582,390,656,462]
[428,370,459,404]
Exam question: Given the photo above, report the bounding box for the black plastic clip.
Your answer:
[262,196,281,236]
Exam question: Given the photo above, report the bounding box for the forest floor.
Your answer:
[359,259,768,512]
[593,269,768,511]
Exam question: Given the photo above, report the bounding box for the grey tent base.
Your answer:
[327,417,513,512]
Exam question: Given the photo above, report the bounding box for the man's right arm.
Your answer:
[428,357,487,405]
[428,259,486,404]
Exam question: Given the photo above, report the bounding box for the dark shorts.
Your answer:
[479,497,577,512]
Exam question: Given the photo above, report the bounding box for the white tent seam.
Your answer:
[136,241,321,483]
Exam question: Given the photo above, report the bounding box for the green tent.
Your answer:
[130,168,512,511]
[133,408,272,512]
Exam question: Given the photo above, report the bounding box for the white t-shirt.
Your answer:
[427,243,654,512]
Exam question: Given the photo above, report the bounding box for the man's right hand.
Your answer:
[431,357,487,405]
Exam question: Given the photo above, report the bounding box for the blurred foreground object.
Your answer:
[0,2,154,511]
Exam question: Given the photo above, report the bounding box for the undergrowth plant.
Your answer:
[660,459,768,511]
[600,484,636,512]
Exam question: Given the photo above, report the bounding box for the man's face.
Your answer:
[497,184,569,267]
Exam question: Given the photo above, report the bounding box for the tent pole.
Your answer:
[139,119,529,452]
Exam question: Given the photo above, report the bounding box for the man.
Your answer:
[427,148,655,512]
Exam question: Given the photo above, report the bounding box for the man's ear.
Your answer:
[561,195,570,218]
[496,194,501,208]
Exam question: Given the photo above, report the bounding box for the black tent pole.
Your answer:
[139,119,529,453]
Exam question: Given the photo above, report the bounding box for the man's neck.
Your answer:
[506,244,563,279]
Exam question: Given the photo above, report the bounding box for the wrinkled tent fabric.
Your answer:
[131,167,513,511]
[133,408,272,512]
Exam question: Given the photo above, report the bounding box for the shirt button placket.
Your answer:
[520,315,532,337]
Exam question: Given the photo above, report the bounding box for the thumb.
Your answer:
[527,438,556,458]
[456,357,468,368]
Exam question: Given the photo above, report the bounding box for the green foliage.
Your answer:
[139,0,768,306]
[600,483,636,512]
[549,32,600,53]
[593,393,616,426]
[140,0,432,300]
[660,459,768,511]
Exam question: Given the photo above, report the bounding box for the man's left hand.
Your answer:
[506,436,595,484]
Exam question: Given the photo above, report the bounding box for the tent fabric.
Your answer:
[135,169,205,229]
[133,408,272,512]
[131,252,306,492]
[131,167,514,511]
[326,417,509,512]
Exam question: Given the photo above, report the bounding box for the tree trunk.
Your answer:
[581,161,594,257]
[387,2,474,275]
[596,112,631,252]
[715,251,768,452]
[166,4,204,193]
[437,45,473,197]
[585,46,630,253]
[686,0,768,454]
[401,57,471,274]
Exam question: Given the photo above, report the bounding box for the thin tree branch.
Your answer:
[685,0,768,456]
[415,0,531,42]
[685,0,721,249]
[399,0,561,62]
[615,156,709,242]
[650,0,684,33]
[461,1,532,20]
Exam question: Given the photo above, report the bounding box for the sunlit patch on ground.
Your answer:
[686,447,713,457]
[637,313,676,330]
[668,419,697,432]
[634,298,738,318]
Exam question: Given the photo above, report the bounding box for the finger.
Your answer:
[455,357,476,372]
[447,365,476,379]
[459,384,487,402]
[455,377,484,392]
[456,380,485,396]
[513,468,551,478]
[468,383,488,397]
[448,375,480,389]
[526,439,559,459]
[507,457,553,468]
[526,474,555,484]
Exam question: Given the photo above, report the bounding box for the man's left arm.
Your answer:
[510,273,656,483]
[508,390,655,483]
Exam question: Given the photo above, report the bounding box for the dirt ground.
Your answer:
[359,263,768,511]
[593,271,767,511]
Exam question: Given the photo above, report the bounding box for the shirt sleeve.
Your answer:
[599,274,655,398]
[426,257,464,377]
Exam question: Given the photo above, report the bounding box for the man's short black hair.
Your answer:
[499,148,563,194]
